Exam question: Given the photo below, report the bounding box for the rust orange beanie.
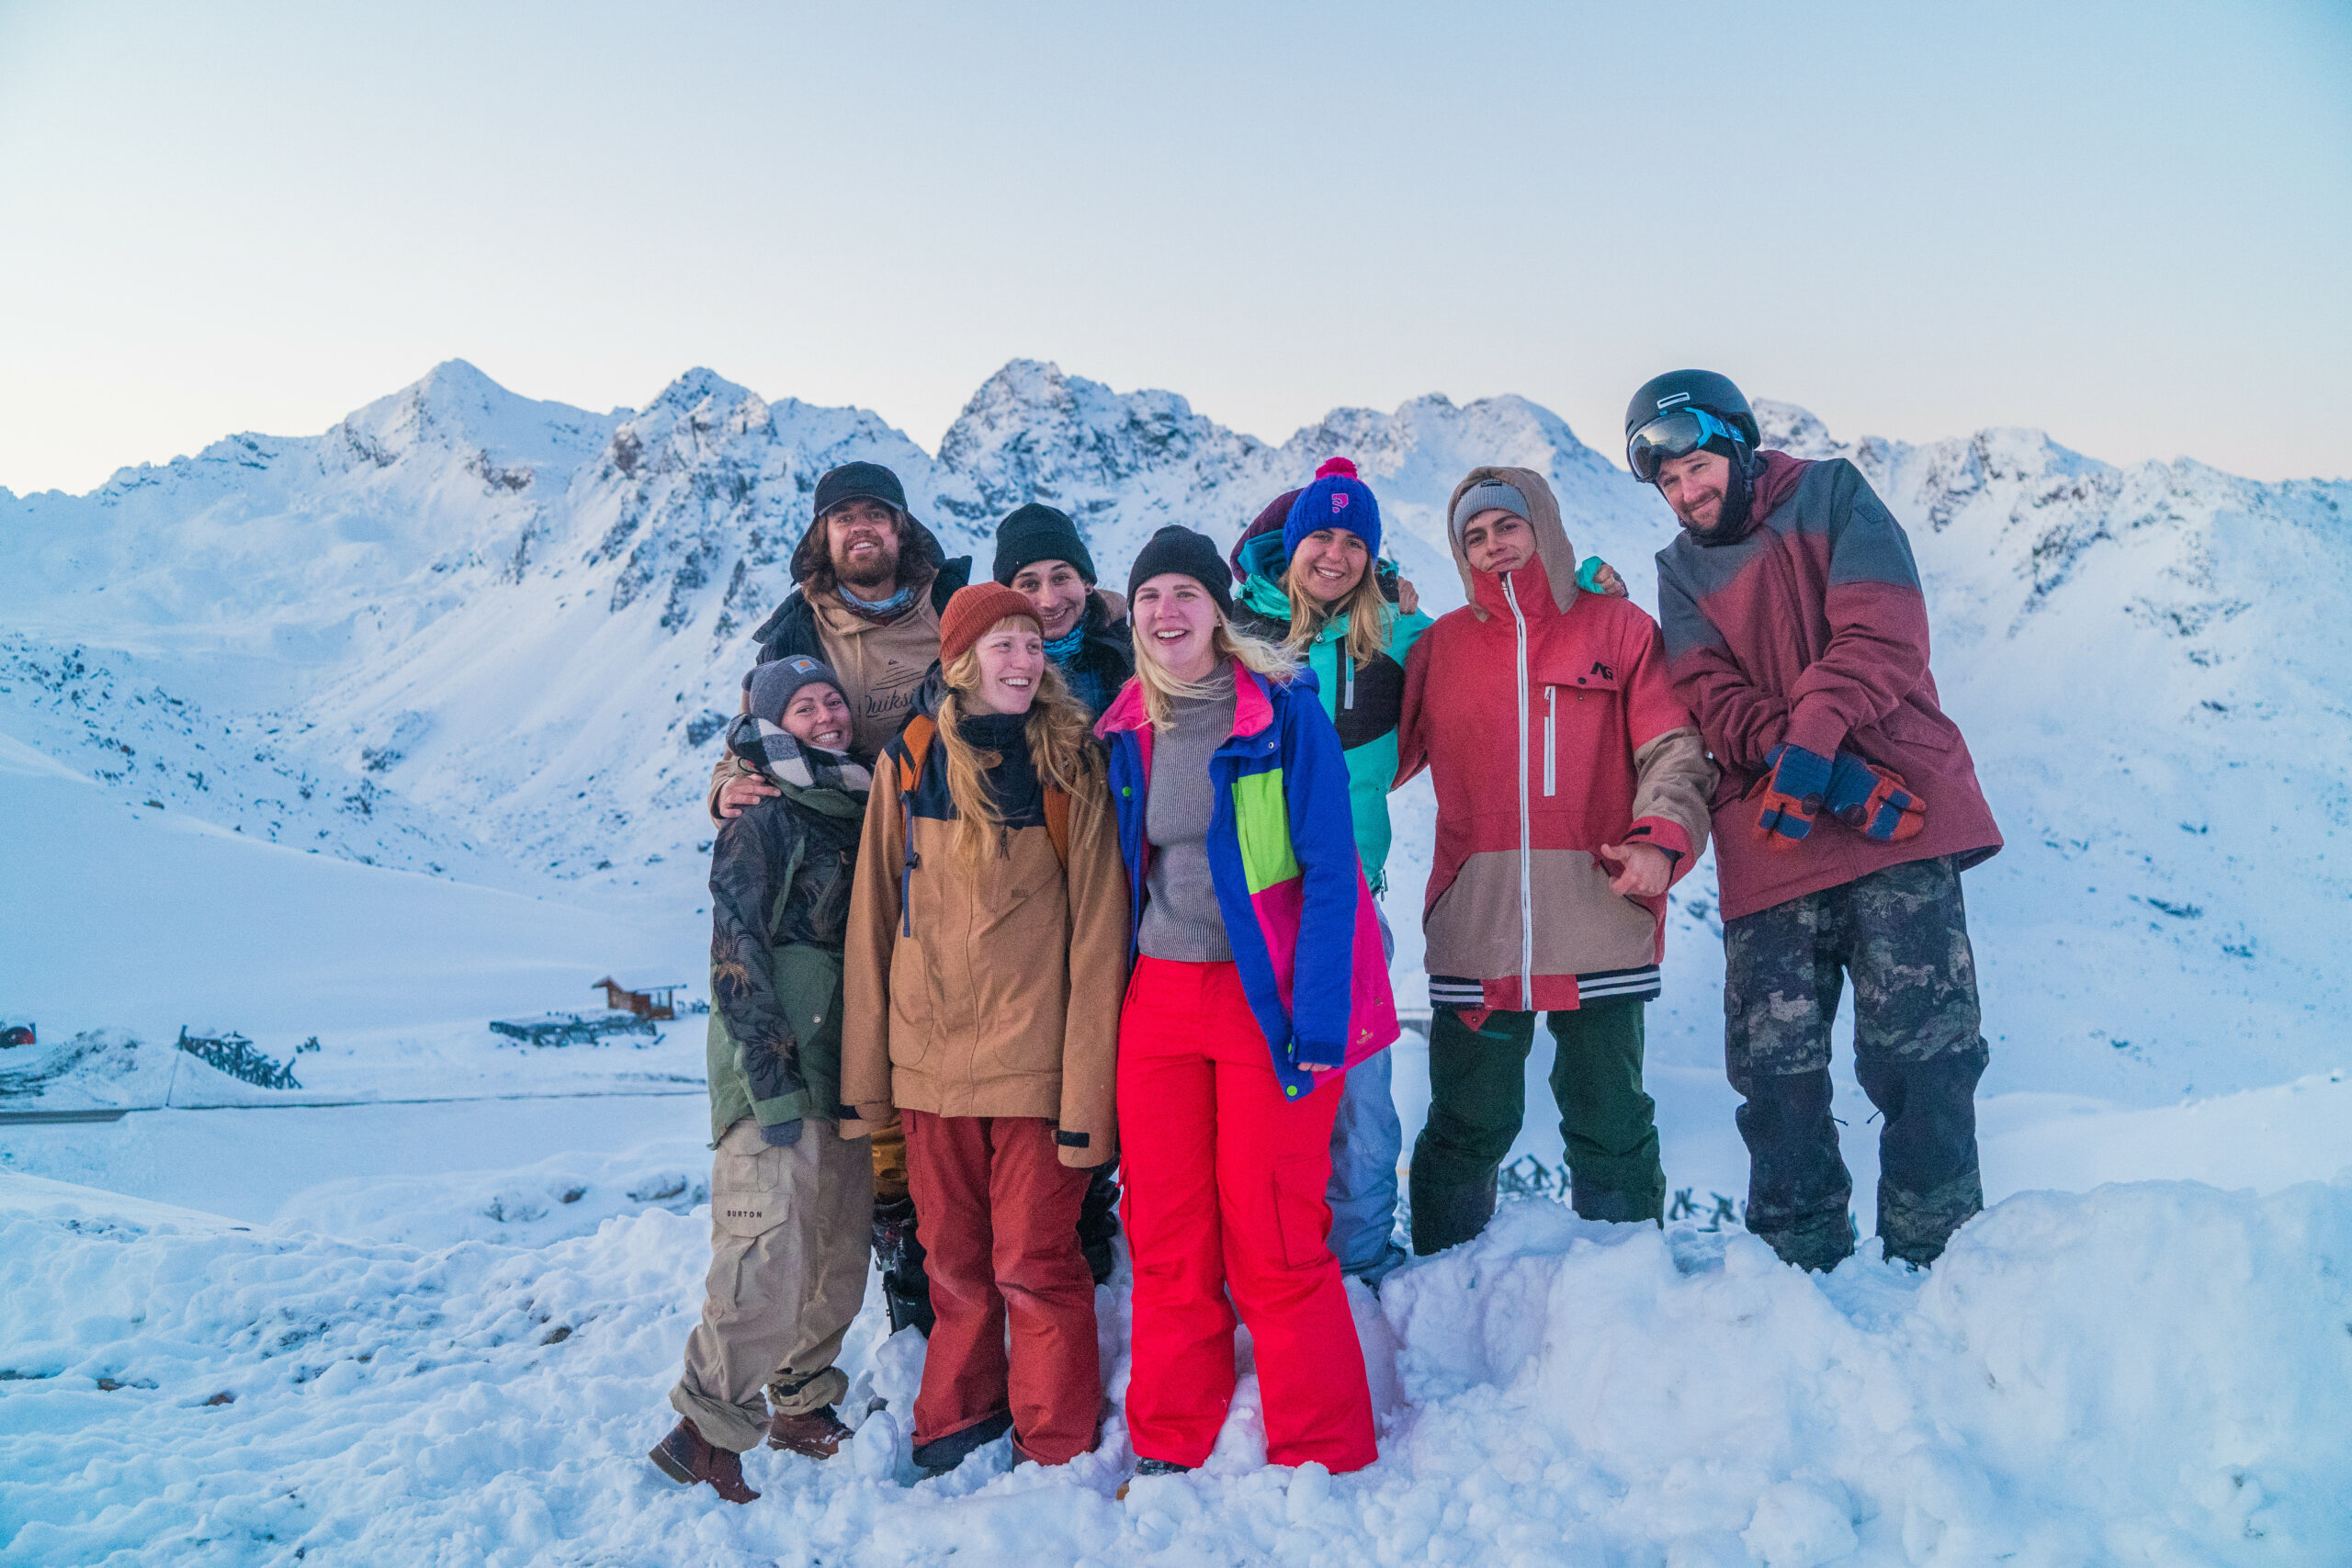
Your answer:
[938,581,1043,665]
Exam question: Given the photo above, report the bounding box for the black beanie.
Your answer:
[1126,525,1233,619]
[811,461,906,520]
[991,503,1097,586]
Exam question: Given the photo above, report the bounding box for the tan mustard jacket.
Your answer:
[838,723,1129,1167]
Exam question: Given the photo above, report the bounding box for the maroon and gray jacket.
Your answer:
[1653,453,2002,922]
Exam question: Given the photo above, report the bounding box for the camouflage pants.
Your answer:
[1723,854,1988,1269]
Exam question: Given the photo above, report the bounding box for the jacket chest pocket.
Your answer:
[1536,658,1622,797]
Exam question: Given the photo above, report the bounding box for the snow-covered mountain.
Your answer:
[5,359,2346,1103]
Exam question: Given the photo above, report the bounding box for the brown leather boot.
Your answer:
[649,1418,760,1504]
[765,1404,853,1459]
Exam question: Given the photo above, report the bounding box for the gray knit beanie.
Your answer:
[745,654,845,723]
[1450,479,1530,541]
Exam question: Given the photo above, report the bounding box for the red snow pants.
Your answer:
[901,1111,1100,1464]
[1117,957,1378,1472]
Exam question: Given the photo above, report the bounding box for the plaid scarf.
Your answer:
[725,714,873,800]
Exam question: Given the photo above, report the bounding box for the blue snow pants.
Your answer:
[1326,908,1404,1278]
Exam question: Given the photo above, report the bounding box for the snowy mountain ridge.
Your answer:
[4,359,2346,1102]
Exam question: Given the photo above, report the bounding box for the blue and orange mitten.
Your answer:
[1758,743,1833,843]
[1824,751,1926,842]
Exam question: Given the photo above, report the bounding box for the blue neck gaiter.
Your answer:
[839,581,919,620]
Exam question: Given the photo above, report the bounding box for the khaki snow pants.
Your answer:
[670,1116,875,1452]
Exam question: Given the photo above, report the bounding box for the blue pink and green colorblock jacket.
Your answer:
[1096,662,1398,1103]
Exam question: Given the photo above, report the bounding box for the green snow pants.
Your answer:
[1408,996,1665,1254]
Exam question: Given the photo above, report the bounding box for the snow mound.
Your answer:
[1,1173,2343,1565]
[0,1030,165,1111]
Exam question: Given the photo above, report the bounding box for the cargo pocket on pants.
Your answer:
[1271,1155,1333,1270]
[712,1137,792,1240]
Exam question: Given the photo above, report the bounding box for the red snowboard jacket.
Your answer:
[1653,453,2003,921]
[1397,467,1716,1023]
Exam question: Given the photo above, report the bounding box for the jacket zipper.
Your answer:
[899,795,917,937]
[1503,573,1534,1003]
[1544,686,1557,797]
[1342,652,1355,712]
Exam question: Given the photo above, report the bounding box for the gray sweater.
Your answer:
[1138,673,1237,964]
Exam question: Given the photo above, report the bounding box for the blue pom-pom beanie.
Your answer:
[1283,457,1381,563]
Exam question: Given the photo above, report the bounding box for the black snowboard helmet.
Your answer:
[1623,369,1760,481]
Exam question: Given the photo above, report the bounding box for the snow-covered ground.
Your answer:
[3,1164,2346,1565]
[5,360,2349,1563]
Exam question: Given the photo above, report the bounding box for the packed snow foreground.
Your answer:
[3,1164,2346,1565]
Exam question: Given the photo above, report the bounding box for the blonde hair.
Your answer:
[935,618,1099,866]
[1132,605,1300,731]
[1281,557,1392,671]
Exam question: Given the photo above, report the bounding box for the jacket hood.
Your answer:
[1080,589,1129,643]
[1229,490,1302,582]
[755,545,971,650]
[1444,465,1580,620]
[788,505,950,589]
[1751,450,1811,527]
[1234,532,1298,626]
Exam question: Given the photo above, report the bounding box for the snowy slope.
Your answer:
[0,727,699,1107]
[5,360,2347,1110]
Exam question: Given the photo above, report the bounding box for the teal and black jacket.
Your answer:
[1230,529,1432,893]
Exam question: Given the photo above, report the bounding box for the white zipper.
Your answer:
[1503,573,1534,1002]
[1544,686,1557,797]
[1342,654,1355,711]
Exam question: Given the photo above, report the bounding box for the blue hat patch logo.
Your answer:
[1331,492,1350,513]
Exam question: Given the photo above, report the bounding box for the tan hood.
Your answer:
[1445,465,1580,620]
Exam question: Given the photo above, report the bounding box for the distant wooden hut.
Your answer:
[592,977,683,1021]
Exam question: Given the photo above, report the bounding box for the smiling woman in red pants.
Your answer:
[840,582,1130,1477]
[1094,525,1399,1480]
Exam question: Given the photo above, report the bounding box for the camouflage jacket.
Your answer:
[705,776,866,1142]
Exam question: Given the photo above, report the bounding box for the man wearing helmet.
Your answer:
[1632,370,2004,1272]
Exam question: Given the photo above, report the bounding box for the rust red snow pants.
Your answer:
[1117,957,1377,1472]
[901,1111,1099,1465]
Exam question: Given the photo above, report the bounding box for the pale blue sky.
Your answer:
[3,0,2346,492]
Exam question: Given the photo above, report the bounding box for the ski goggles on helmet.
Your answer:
[1627,406,1745,482]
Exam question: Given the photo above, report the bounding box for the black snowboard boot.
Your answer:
[910,1411,1013,1476]
[872,1195,934,1337]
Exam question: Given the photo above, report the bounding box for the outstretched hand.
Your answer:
[1597,840,1670,897]
[1396,576,1420,615]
